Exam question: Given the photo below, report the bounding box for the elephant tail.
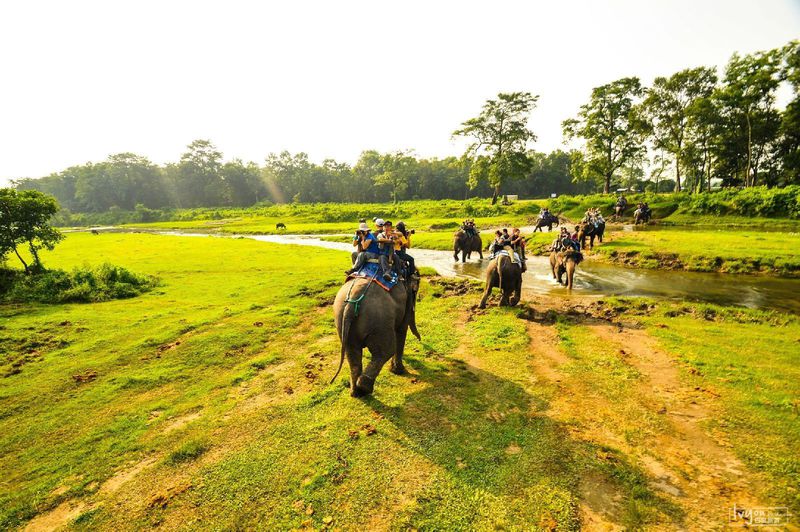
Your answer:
[331,296,356,384]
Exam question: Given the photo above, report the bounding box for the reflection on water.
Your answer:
[248,233,800,314]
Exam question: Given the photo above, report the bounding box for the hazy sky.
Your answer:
[1,0,798,186]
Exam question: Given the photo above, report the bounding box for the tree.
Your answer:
[779,40,800,185]
[222,159,265,206]
[715,49,783,187]
[177,140,224,207]
[372,151,416,203]
[453,92,538,204]
[0,189,63,273]
[643,67,717,192]
[563,77,646,193]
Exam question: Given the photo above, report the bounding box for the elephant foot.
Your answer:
[479,301,487,309]
[390,362,407,375]
[352,375,374,397]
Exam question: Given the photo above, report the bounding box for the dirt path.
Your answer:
[521,294,773,529]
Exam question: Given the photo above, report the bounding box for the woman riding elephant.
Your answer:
[332,273,420,398]
[479,253,523,308]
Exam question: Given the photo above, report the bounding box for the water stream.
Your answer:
[243,233,800,314]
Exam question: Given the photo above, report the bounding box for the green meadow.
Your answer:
[1,232,798,530]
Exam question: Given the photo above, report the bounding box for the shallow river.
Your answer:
[238,233,800,314]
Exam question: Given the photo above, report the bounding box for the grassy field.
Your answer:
[594,228,800,276]
[1,233,798,529]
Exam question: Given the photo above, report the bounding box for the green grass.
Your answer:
[641,302,800,514]
[596,229,800,276]
[1,233,798,529]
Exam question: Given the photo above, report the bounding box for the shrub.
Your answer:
[0,263,159,304]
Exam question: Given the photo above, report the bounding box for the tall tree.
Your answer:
[453,92,538,204]
[643,67,717,192]
[715,49,783,187]
[177,140,224,207]
[562,77,646,193]
[779,40,800,185]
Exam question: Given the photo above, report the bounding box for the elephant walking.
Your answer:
[453,230,483,262]
[577,221,605,250]
[549,250,583,290]
[479,254,523,308]
[332,276,420,397]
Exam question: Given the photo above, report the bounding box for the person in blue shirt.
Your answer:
[345,221,392,281]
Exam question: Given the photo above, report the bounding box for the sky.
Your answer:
[1,0,798,186]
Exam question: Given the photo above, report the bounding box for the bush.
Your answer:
[0,263,159,303]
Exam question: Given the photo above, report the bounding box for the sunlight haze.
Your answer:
[0,0,798,185]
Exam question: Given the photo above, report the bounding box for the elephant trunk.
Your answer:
[331,298,356,384]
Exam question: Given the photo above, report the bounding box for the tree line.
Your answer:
[13,40,799,211]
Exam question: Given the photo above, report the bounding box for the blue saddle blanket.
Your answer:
[347,261,398,291]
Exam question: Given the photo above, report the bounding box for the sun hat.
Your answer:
[358,222,369,231]
[375,218,385,226]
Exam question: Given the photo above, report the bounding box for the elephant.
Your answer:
[613,204,626,220]
[276,222,286,230]
[453,230,483,262]
[479,254,523,309]
[549,250,583,290]
[533,213,560,232]
[332,275,420,397]
[577,221,605,250]
[634,209,651,225]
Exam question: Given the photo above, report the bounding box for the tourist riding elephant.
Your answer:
[549,250,583,290]
[578,221,605,250]
[533,213,560,232]
[479,254,523,308]
[453,230,483,262]
[332,276,420,397]
[634,209,651,225]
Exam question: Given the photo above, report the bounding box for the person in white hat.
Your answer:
[346,221,391,280]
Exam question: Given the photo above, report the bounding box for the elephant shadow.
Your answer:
[362,354,683,528]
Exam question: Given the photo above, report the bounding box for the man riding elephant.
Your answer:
[332,268,421,398]
[534,208,559,232]
[614,195,628,220]
[453,223,483,262]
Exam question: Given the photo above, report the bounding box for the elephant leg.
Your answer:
[346,345,364,397]
[478,248,483,259]
[462,249,466,263]
[390,327,408,375]
[557,266,565,285]
[509,275,521,306]
[479,277,495,309]
[567,263,575,290]
[453,246,459,262]
[356,337,396,396]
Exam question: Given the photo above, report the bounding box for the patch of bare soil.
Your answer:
[23,500,85,532]
[162,411,202,433]
[99,456,158,497]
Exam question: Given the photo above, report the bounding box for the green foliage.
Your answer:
[166,439,209,465]
[0,188,64,273]
[0,263,158,303]
[454,92,538,203]
[563,77,647,193]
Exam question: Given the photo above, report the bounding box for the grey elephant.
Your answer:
[479,254,522,308]
[453,230,483,262]
[549,250,583,289]
[332,276,421,397]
